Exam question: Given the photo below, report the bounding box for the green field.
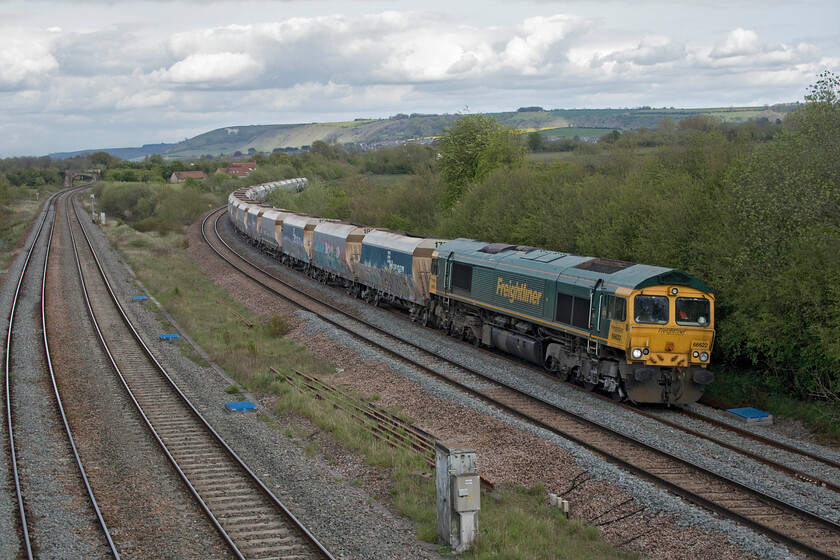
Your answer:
[535,127,619,138]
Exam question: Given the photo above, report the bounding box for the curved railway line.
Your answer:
[66,194,336,559]
[204,205,840,560]
[5,186,118,559]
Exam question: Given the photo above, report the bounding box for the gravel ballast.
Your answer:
[0,200,54,558]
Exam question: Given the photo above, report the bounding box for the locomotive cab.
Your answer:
[619,285,715,404]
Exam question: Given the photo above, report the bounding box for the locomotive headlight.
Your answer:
[693,351,699,358]
[631,348,643,359]
[699,352,709,362]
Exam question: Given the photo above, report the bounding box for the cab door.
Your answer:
[589,280,609,341]
[440,252,454,294]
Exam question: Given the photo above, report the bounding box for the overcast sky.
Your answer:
[1,0,837,157]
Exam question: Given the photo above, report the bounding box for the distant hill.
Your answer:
[50,143,176,161]
[51,105,796,161]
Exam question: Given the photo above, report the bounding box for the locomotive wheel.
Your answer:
[584,381,597,391]
[419,309,429,327]
[545,357,569,382]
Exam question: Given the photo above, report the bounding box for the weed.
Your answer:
[262,314,291,338]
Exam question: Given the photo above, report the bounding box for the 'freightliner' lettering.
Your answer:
[496,278,543,305]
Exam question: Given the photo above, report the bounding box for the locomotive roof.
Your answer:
[436,238,711,293]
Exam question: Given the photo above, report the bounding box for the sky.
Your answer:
[0,0,837,157]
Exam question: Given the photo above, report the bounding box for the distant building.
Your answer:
[215,161,257,177]
[169,170,207,183]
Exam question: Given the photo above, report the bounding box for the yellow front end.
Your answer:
[621,285,716,404]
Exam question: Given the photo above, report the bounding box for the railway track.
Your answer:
[66,197,335,560]
[4,187,118,559]
[204,206,840,559]
[520,359,840,495]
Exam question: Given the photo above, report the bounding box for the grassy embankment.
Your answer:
[1,187,60,272]
[104,218,637,560]
[704,368,840,442]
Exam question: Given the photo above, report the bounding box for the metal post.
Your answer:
[90,194,95,222]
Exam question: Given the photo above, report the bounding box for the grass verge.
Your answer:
[103,220,639,559]
[705,367,840,444]
[1,196,44,271]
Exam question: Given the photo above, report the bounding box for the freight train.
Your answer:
[228,179,715,405]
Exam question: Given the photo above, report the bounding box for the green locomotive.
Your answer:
[429,239,715,404]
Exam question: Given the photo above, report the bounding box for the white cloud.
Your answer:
[154,52,264,85]
[0,30,59,88]
[710,27,760,59]
[115,90,173,110]
[500,15,584,73]
[601,36,686,67]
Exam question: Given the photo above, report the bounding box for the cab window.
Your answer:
[634,295,668,325]
[600,295,626,322]
[676,297,710,326]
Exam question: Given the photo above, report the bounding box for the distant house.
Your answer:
[169,170,207,183]
[215,161,257,177]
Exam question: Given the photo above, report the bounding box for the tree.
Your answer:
[438,114,526,207]
[722,71,840,396]
[600,130,621,144]
[657,117,677,134]
[90,151,116,167]
[526,132,545,152]
[309,140,336,159]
